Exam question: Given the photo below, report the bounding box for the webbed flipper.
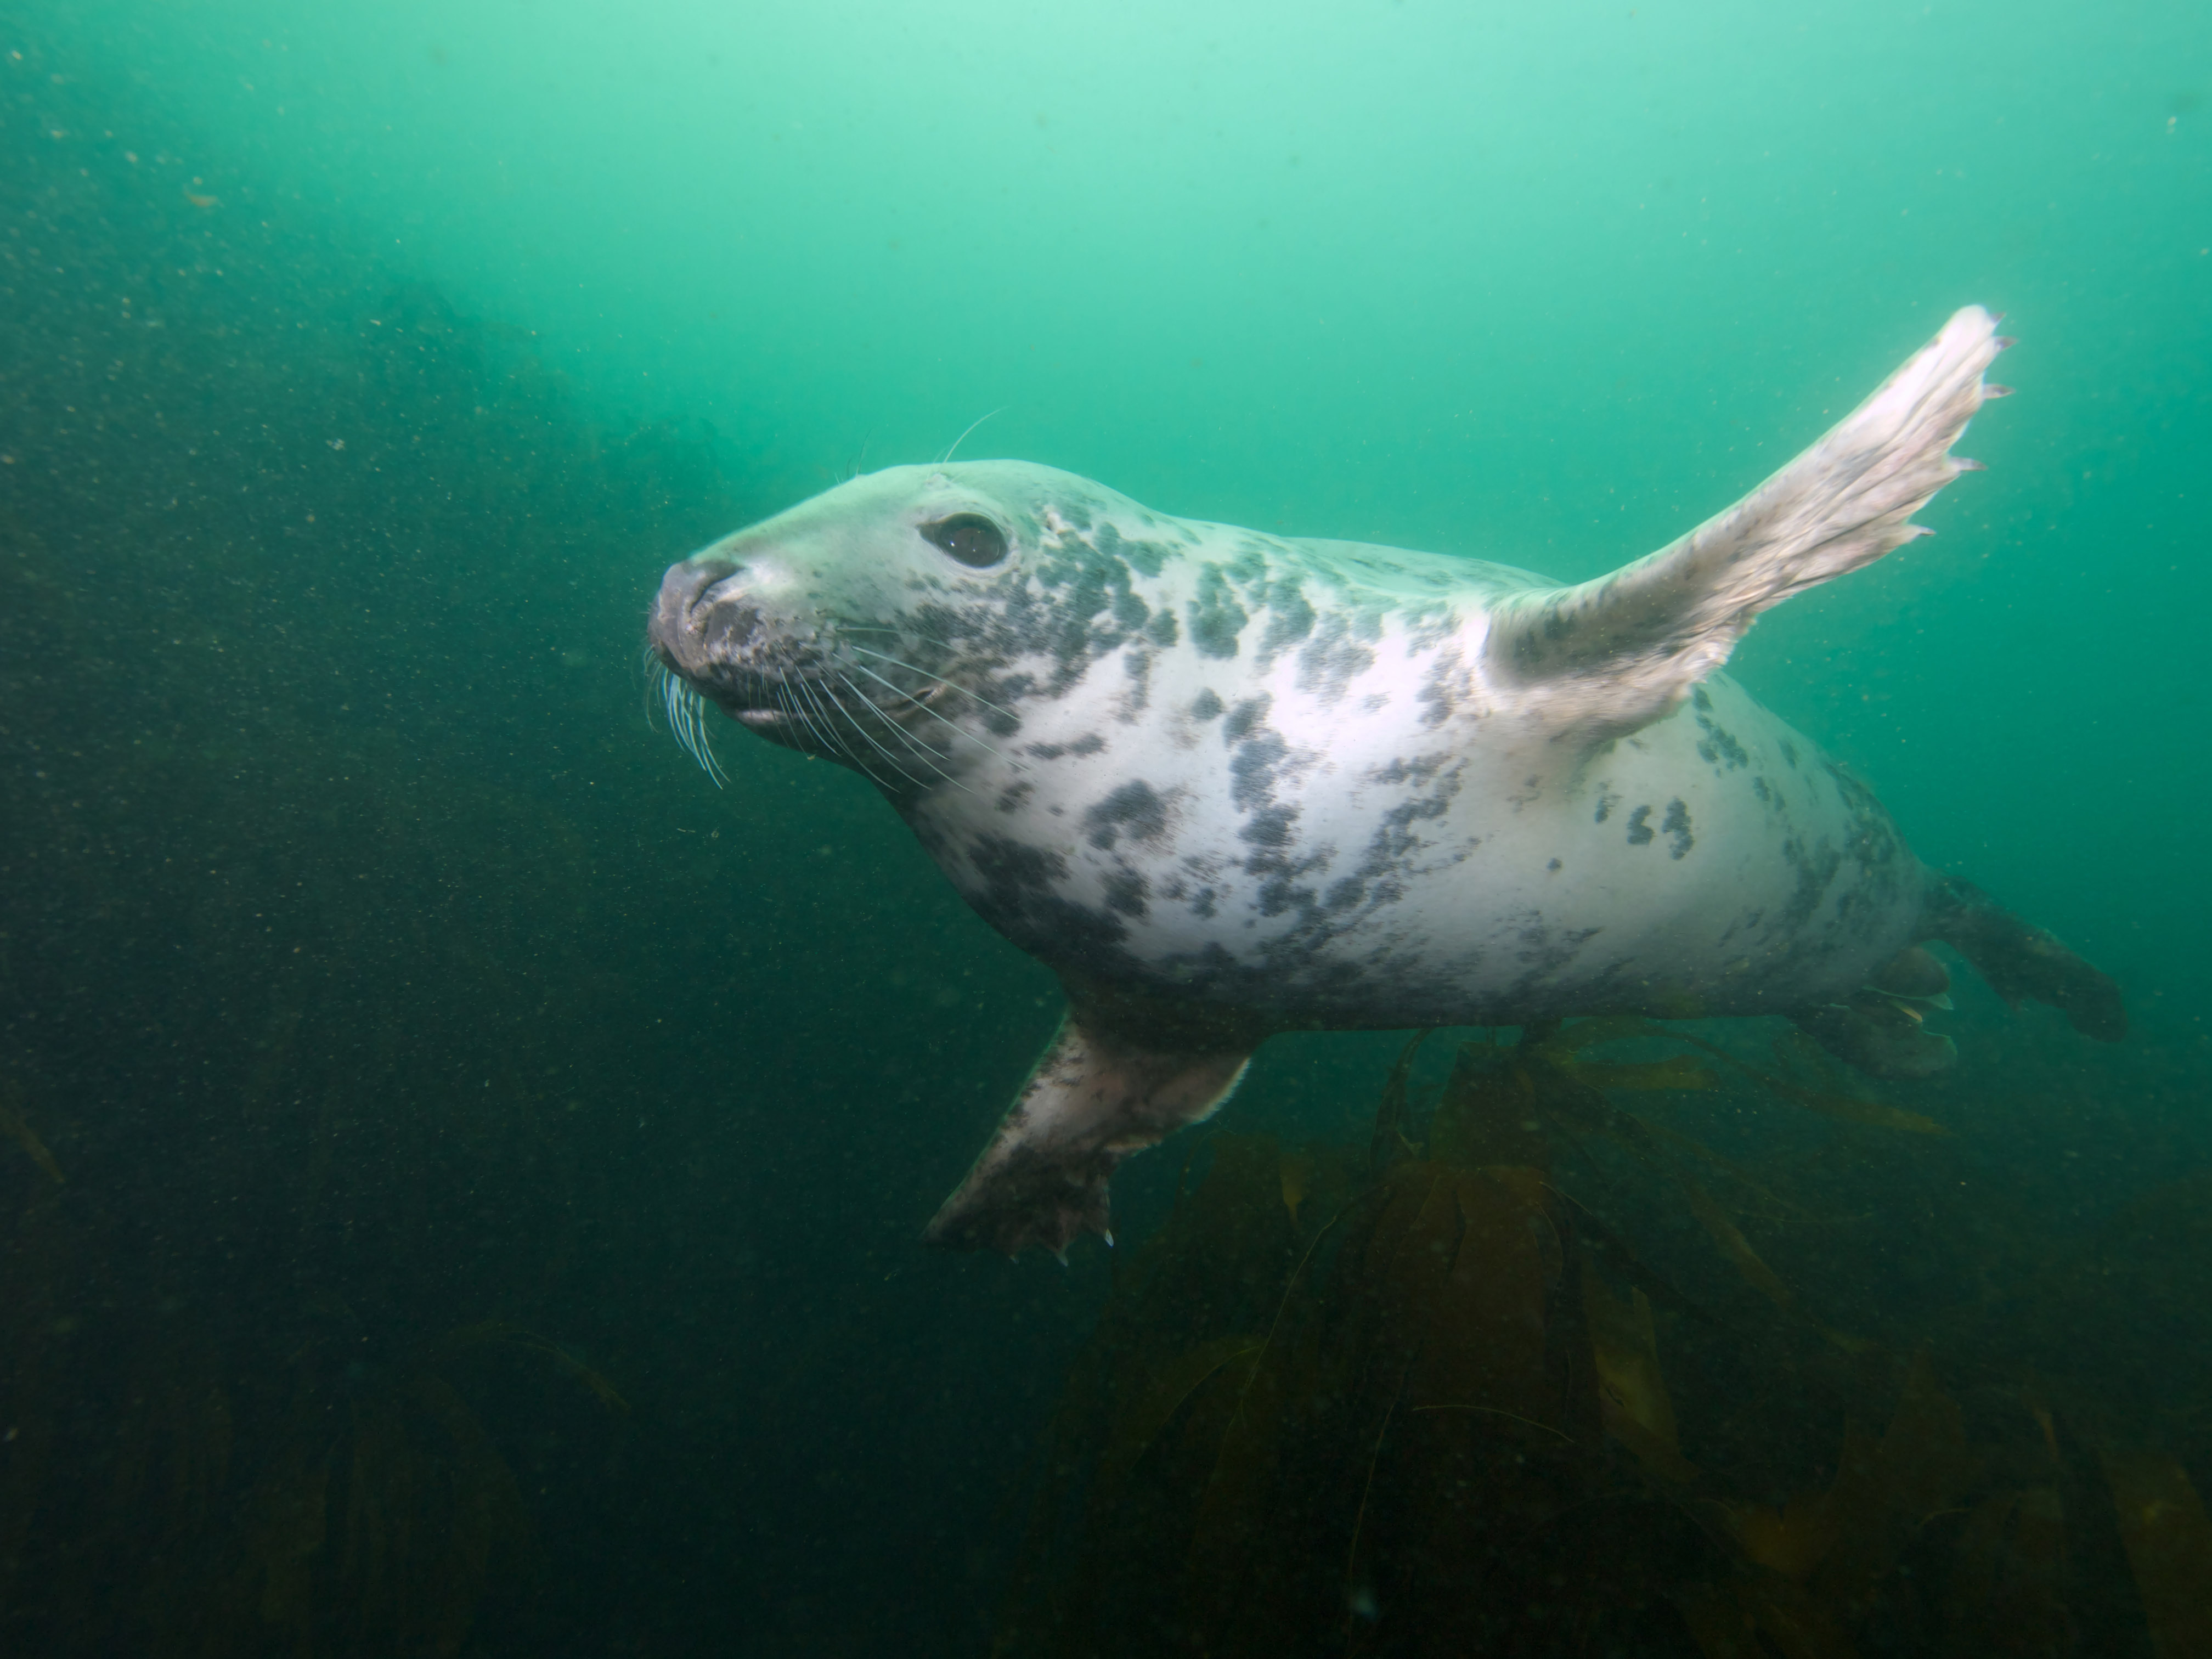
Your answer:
[923,984,1266,1257]
[1795,945,1961,1080]
[1925,876,2128,1042]
[1487,306,2006,735]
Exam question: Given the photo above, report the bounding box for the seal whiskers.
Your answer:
[843,655,1016,767]
[824,673,945,793]
[788,676,899,791]
[847,643,1023,725]
[653,661,729,787]
[836,671,970,794]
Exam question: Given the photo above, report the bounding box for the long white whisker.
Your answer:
[939,405,1006,466]
[842,659,1017,767]
[785,677,840,755]
[792,676,894,790]
[775,681,829,754]
[653,663,727,787]
[859,681,956,769]
[837,672,969,794]
[823,678,936,792]
[845,645,1023,724]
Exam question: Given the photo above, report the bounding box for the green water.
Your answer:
[2,2,2207,1653]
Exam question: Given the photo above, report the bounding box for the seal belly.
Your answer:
[923,650,1923,1031]
[1360,676,1928,1026]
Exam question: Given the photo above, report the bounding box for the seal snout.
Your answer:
[650,555,758,678]
[660,555,742,623]
[683,557,744,616]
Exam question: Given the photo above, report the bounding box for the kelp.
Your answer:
[996,1024,2212,1658]
[223,1309,625,1657]
[2097,1444,2212,1658]
[0,1076,64,1186]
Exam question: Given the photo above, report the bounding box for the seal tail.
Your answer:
[1922,874,2128,1043]
[1487,306,2005,737]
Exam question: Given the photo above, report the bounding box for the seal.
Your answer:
[648,306,2124,1256]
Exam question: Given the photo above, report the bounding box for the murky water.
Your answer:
[3,3,2207,1652]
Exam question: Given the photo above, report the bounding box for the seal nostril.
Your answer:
[685,560,742,615]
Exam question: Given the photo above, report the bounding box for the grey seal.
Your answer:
[648,306,2123,1256]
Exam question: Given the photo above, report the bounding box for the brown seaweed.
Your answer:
[996,1025,2212,1658]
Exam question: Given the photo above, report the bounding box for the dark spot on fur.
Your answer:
[1751,776,1771,805]
[995,781,1035,815]
[1187,565,1248,658]
[965,834,1127,968]
[1083,780,1168,851]
[1256,578,1317,663]
[1190,687,1224,720]
[1626,805,1655,847]
[1695,720,1748,771]
[1661,799,1694,859]
[1781,740,1800,769]
[1230,733,1288,811]
[1024,733,1108,760]
[1094,521,1166,579]
[1223,696,1271,744]
[970,834,1064,896]
[1778,833,1843,934]
[1102,870,1150,917]
[1295,613,1379,703]
[1255,870,1314,916]
[1594,788,1620,825]
[1415,653,1463,727]
[1547,858,1562,871]
[1118,650,1152,721]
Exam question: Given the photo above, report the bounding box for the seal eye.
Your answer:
[921,512,1009,568]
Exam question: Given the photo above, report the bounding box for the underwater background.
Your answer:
[2,1,2207,1654]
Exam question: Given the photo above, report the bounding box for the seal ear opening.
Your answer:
[924,1009,1257,1259]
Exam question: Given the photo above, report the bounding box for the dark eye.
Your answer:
[921,512,1009,568]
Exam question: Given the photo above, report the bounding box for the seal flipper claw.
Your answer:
[923,999,1257,1257]
[1489,304,2005,736]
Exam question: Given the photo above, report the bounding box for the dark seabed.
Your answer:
[3,4,2209,1655]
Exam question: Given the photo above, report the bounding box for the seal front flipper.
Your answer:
[923,986,1266,1258]
[1487,305,2006,734]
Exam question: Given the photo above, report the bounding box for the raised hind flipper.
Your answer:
[1793,945,1962,1080]
[1487,306,2006,735]
[923,981,1266,1257]
[1925,876,2128,1042]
